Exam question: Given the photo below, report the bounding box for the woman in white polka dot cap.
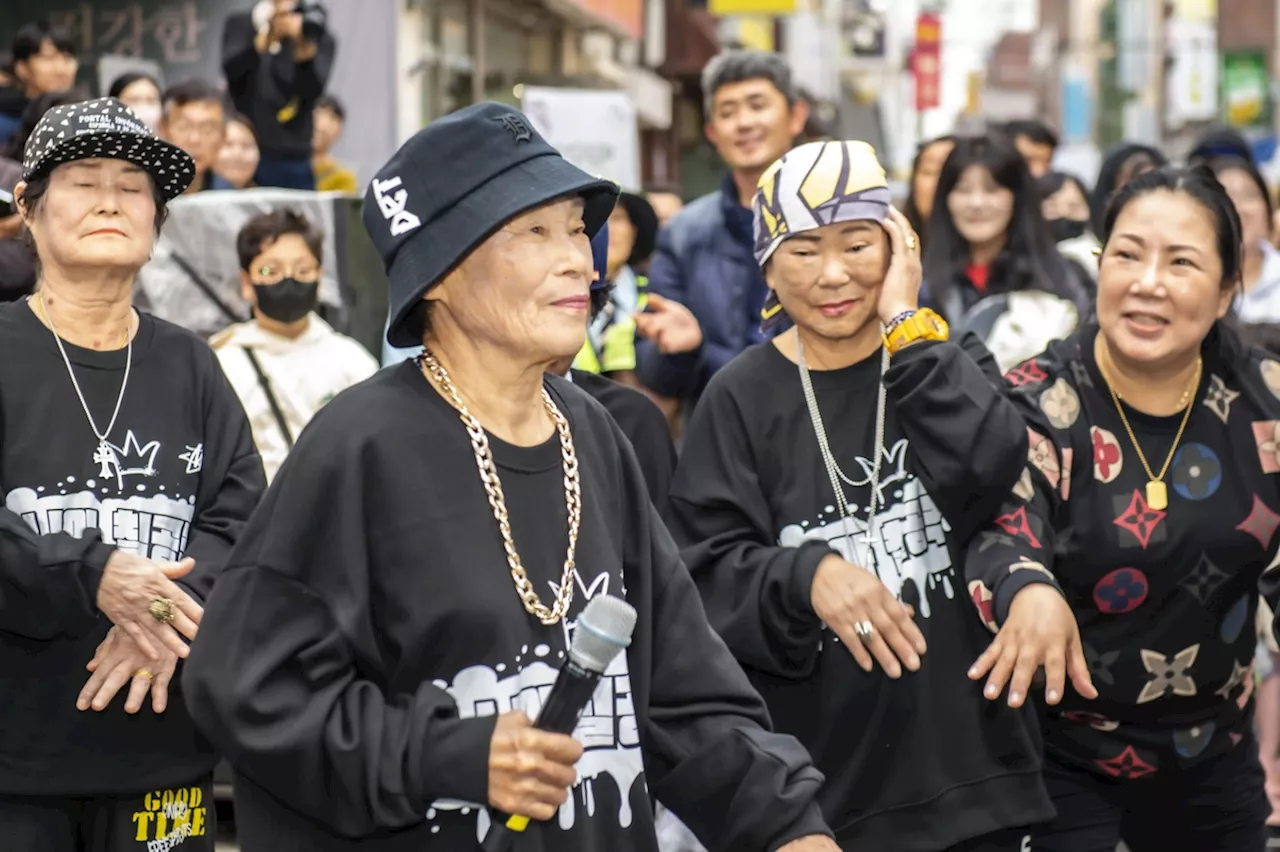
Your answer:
[0,96,265,849]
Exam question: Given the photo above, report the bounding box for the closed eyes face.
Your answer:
[1096,189,1233,369]
[765,220,888,341]
[23,158,157,274]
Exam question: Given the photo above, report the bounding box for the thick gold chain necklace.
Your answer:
[1097,353,1201,512]
[419,349,581,626]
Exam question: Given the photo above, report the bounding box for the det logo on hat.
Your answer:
[22,97,196,200]
[363,101,620,348]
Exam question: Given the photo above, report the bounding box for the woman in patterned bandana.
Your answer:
[966,165,1280,850]
[664,139,1054,851]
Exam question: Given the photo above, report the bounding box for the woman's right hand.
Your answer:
[488,710,584,821]
[810,553,926,678]
[968,583,1097,708]
[95,553,203,660]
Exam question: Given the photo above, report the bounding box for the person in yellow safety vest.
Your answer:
[573,190,659,377]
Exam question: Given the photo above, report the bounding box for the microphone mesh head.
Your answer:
[570,596,638,674]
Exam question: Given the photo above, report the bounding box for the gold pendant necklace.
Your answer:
[419,349,582,626]
[1098,354,1202,512]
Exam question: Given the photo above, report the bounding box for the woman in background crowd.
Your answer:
[922,134,1088,371]
[1038,171,1099,288]
[573,190,658,383]
[216,113,261,190]
[1199,155,1280,324]
[0,96,263,852]
[902,135,955,249]
[966,165,1280,851]
[1090,143,1166,237]
[107,72,162,131]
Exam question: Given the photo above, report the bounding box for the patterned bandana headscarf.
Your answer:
[752,140,893,330]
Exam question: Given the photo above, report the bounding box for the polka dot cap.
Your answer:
[22,97,196,200]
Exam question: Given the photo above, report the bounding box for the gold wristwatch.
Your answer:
[883,308,949,355]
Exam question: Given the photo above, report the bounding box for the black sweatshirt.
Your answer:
[182,360,831,851]
[0,300,264,796]
[667,336,1055,851]
[569,369,676,514]
[221,12,336,160]
[967,325,1280,777]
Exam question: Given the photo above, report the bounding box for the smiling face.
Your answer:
[426,196,594,361]
[20,158,157,275]
[217,120,261,189]
[706,79,807,175]
[946,164,1015,247]
[1097,189,1233,369]
[765,219,889,342]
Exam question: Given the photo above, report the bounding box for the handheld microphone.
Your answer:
[479,595,638,852]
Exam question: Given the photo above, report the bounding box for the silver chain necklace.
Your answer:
[796,336,889,551]
[37,292,133,477]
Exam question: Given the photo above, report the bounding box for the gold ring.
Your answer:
[148,598,176,624]
[134,668,153,680]
[905,234,919,251]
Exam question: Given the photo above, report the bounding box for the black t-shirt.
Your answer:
[183,361,832,851]
[0,300,264,796]
[569,370,675,514]
[969,326,1280,777]
[668,336,1055,850]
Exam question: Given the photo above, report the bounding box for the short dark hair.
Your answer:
[1004,120,1059,150]
[315,94,346,121]
[12,21,76,64]
[162,78,225,115]
[236,209,324,271]
[108,71,160,100]
[700,50,796,116]
[1101,165,1243,291]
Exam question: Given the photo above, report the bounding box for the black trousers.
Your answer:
[0,776,216,852]
[1035,740,1268,852]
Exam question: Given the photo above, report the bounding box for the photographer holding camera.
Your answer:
[222,1,336,190]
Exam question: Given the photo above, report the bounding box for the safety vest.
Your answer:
[573,275,648,374]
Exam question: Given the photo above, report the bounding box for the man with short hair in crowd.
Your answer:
[0,22,78,145]
[313,93,357,193]
[635,50,809,405]
[222,0,337,190]
[212,208,378,482]
[161,79,232,193]
[1004,119,1058,178]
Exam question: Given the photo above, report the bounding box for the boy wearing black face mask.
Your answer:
[212,208,379,482]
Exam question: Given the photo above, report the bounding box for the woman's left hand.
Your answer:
[877,207,924,326]
[77,626,178,714]
[778,835,841,851]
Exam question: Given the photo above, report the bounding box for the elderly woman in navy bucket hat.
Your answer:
[184,102,838,852]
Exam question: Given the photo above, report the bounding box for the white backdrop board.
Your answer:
[521,87,641,192]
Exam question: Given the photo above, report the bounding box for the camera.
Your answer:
[291,2,328,40]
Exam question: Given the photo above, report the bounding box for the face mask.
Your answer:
[1049,218,1088,243]
[253,278,318,324]
[131,103,162,131]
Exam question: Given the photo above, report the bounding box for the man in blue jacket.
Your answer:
[635,50,809,402]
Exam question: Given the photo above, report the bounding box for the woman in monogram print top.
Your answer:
[964,166,1280,852]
